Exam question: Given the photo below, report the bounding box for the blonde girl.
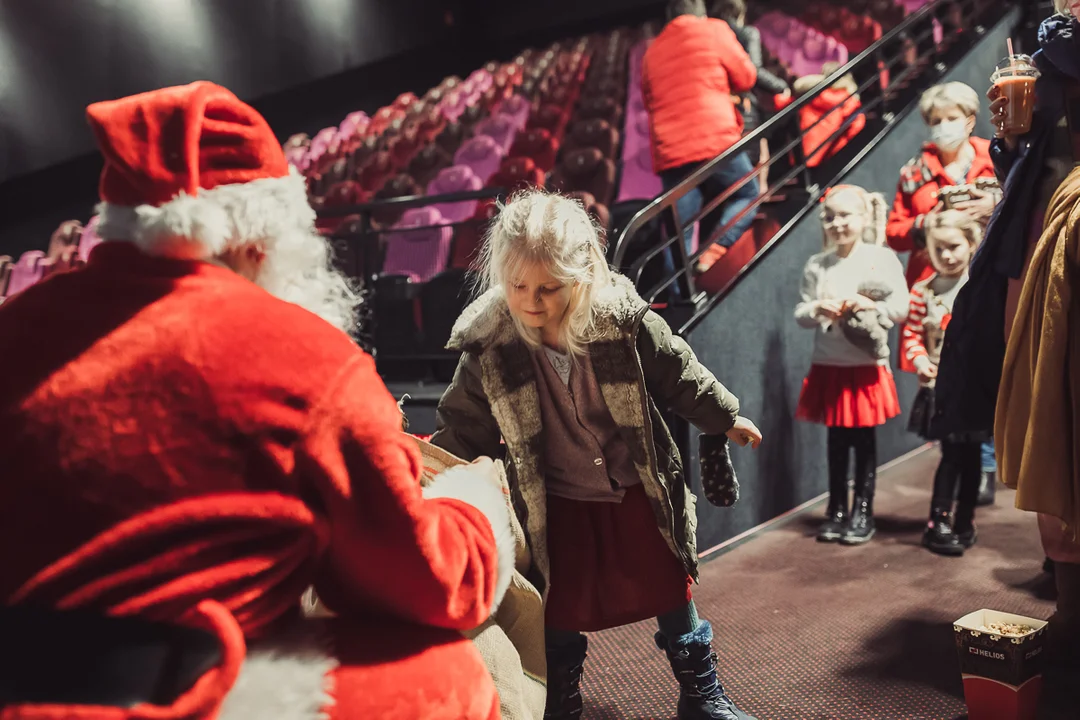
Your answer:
[431,190,762,720]
[794,185,909,545]
[902,210,985,556]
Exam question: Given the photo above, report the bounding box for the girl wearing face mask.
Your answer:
[901,211,985,556]
[794,186,909,545]
[886,82,997,291]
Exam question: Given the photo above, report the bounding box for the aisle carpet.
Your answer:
[580,447,1057,720]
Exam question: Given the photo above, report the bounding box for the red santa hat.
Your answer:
[87,81,313,260]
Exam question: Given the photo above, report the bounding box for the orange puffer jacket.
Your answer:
[642,16,757,173]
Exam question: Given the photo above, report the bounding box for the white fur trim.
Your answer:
[218,618,337,720]
[95,168,315,260]
[423,464,516,616]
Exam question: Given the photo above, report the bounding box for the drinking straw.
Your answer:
[1007,37,1016,69]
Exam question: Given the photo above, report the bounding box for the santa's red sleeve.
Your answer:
[300,352,514,631]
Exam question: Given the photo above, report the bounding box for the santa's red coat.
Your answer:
[0,242,501,719]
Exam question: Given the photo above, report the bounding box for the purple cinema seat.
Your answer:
[779,22,809,66]
[6,250,47,296]
[426,165,484,223]
[473,113,519,154]
[308,126,338,162]
[453,135,505,184]
[792,30,829,77]
[381,207,454,284]
[285,146,310,172]
[496,94,531,131]
[616,146,663,203]
[467,69,494,95]
[824,37,849,68]
[440,90,469,123]
[339,111,369,139]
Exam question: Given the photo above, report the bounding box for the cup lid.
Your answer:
[992,54,1040,80]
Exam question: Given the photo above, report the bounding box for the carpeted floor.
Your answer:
[581,447,1057,720]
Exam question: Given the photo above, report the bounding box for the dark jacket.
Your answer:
[931,32,1069,438]
[731,24,790,132]
[429,274,740,598]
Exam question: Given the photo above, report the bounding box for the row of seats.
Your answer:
[0,220,101,304]
[293,27,640,291]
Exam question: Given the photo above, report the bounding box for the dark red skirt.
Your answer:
[796,363,901,428]
[544,484,692,633]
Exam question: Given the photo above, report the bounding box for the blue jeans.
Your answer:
[981,440,996,473]
[658,151,760,280]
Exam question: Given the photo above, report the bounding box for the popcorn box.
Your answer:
[953,609,1048,720]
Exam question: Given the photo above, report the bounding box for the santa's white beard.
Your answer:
[252,228,360,335]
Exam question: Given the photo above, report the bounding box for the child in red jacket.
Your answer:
[902,210,985,557]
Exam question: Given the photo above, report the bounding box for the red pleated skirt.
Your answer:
[796,363,901,428]
[544,484,693,633]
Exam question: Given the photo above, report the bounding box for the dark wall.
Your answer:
[0,0,458,183]
[683,9,1018,553]
[0,0,666,260]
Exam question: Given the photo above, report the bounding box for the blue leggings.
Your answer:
[981,440,996,473]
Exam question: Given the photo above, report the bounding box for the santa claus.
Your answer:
[0,81,514,719]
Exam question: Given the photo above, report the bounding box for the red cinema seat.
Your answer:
[508,128,560,173]
[486,157,546,195]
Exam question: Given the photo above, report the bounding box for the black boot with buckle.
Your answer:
[840,428,876,545]
[655,620,757,720]
[819,428,851,542]
[544,632,587,720]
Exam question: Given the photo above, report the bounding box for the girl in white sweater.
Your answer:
[794,185,909,545]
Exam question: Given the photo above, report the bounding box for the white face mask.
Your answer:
[930,119,970,152]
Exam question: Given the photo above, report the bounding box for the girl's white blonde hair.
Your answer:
[924,208,984,248]
[477,189,612,356]
[820,185,888,249]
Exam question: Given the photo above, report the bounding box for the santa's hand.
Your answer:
[726,416,762,449]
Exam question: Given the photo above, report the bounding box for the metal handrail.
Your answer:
[628,17,943,304]
[610,0,998,288]
[671,0,1020,335]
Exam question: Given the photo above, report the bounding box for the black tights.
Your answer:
[930,440,981,529]
[826,427,877,512]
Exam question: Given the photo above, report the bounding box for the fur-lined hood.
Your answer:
[446,273,650,353]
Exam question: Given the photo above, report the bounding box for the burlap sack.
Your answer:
[302,436,547,720]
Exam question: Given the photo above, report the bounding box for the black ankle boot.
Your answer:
[544,634,587,719]
[841,496,876,544]
[922,506,964,556]
[655,621,757,720]
[977,471,997,506]
[952,500,978,551]
[817,501,849,543]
